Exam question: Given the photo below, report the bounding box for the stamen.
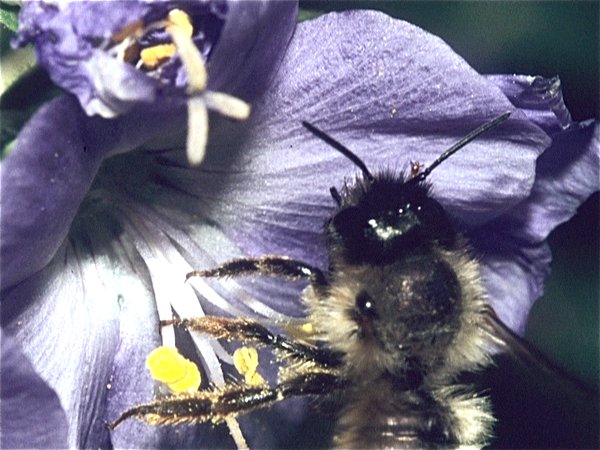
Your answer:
[226,418,249,450]
[119,178,258,448]
[146,346,201,393]
[167,11,206,93]
[165,10,250,165]
[166,9,194,39]
[111,9,251,166]
[186,98,209,165]
[204,92,251,121]
[234,347,265,386]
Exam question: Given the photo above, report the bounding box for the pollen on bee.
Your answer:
[282,321,317,343]
[233,346,265,386]
[301,322,315,334]
[146,345,201,393]
[410,161,421,178]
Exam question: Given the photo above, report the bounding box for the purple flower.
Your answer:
[13,0,292,116]
[2,1,298,448]
[2,6,597,450]
[0,329,68,449]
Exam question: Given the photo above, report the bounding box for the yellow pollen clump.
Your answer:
[146,345,201,393]
[233,347,265,386]
[140,44,177,69]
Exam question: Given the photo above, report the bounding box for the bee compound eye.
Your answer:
[332,206,361,236]
[356,291,377,318]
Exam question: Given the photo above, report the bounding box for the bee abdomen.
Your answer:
[333,388,458,449]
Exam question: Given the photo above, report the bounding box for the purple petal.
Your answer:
[182,10,550,271]
[15,1,155,40]
[493,120,599,243]
[207,1,298,100]
[14,1,160,117]
[0,95,104,290]
[471,232,553,334]
[0,94,186,291]
[0,329,68,449]
[472,120,599,331]
[486,74,573,135]
[2,214,215,447]
[1,245,119,447]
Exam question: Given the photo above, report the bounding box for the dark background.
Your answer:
[298,2,599,449]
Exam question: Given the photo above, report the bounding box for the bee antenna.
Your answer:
[302,121,374,182]
[412,112,512,183]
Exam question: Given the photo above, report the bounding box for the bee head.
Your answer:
[326,173,456,265]
[301,113,510,266]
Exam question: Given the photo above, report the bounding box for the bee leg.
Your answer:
[186,255,327,286]
[161,316,343,368]
[106,383,278,429]
[107,370,345,429]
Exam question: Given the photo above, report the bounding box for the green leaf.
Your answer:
[298,9,323,23]
[1,45,37,97]
[0,1,20,33]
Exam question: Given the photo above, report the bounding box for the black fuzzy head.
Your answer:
[302,114,511,266]
[326,172,456,265]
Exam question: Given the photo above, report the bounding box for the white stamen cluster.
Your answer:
[168,21,251,165]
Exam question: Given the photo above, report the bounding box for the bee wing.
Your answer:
[479,306,592,392]
[479,306,599,448]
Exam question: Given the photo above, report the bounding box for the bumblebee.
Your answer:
[107,113,593,448]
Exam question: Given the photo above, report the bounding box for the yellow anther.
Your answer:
[233,347,265,386]
[146,346,201,393]
[137,10,193,70]
[166,9,193,38]
[282,322,317,343]
[234,347,259,375]
[140,44,177,69]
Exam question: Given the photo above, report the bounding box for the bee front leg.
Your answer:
[186,255,326,286]
[161,316,343,368]
[106,371,345,430]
